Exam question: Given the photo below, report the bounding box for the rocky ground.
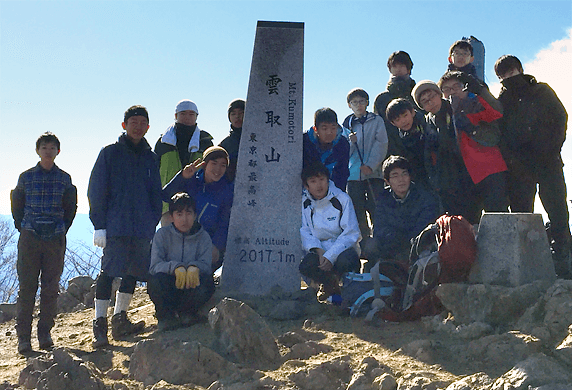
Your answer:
[0,276,571,390]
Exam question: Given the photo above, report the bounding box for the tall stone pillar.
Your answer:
[221,21,304,295]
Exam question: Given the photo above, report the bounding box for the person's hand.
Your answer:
[360,165,373,175]
[349,132,357,143]
[174,266,186,289]
[186,266,200,289]
[318,255,333,272]
[181,158,206,179]
[93,229,106,248]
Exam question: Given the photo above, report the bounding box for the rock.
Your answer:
[400,340,436,363]
[151,380,206,390]
[542,280,572,340]
[346,372,371,390]
[67,276,95,301]
[469,213,556,286]
[373,373,397,390]
[491,353,572,390]
[554,324,572,365]
[130,338,233,387]
[267,300,303,320]
[289,356,353,390]
[396,372,450,390]
[467,331,542,375]
[0,303,17,321]
[445,372,494,390]
[208,298,281,369]
[277,331,307,347]
[454,322,494,340]
[283,341,332,360]
[0,382,17,390]
[436,281,547,325]
[105,369,124,380]
[19,347,107,390]
[57,291,82,313]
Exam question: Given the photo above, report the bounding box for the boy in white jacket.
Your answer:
[300,161,362,302]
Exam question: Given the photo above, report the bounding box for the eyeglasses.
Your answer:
[441,83,464,94]
[389,171,410,180]
[419,91,440,107]
[350,99,367,107]
[451,50,471,57]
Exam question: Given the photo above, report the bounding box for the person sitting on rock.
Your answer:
[365,155,440,270]
[148,192,215,331]
[299,161,361,302]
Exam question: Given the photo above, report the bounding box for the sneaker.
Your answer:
[38,330,54,350]
[92,317,109,349]
[111,311,145,340]
[18,336,32,354]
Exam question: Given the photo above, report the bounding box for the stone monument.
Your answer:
[221,21,304,295]
[469,213,556,287]
[467,36,485,81]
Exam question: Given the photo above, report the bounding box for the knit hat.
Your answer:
[228,99,245,119]
[175,99,199,115]
[411,80,442,108]
[203,146,229,165]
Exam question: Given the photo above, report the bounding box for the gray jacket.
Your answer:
[150,223,212,276]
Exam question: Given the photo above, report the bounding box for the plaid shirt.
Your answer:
[16,163,73,235]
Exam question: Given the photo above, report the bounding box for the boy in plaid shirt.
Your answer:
[11,132,77,354]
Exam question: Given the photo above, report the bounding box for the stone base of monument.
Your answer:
[468,213,557,287]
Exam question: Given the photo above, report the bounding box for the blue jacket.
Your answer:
[88,134,163,240]
[162,169,234,251]
[373,183,439,259]
[303,125,350,191]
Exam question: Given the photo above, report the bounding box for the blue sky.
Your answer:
[1,0,571,216]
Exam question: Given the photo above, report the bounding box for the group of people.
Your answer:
[10,38,570,355]
[300,41,570,302]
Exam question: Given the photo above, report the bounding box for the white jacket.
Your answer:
[300,181,361,264]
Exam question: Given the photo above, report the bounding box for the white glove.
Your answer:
[94,229,107,248]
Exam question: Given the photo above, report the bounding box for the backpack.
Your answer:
[341,272,394,317]
[435,214,477,283]
[376,214,476,321]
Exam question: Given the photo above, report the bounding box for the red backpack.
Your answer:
[435,214,477,283]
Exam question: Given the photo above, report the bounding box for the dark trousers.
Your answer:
[16,230,65,337]
[299,247,360,285]
[462,171,510,224]
[147,272,215,320]
[347,179,385,238]
[95,271,137,300]
[507,157,571,256]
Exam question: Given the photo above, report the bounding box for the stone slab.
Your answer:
[469,213,556,286]
[221,21,304,295]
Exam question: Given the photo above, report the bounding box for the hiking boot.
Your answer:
[18,336,32,354]
[157,315,180,332]
[92,317,109,349]
[37,329,54,350]
[111,311,145,339]
[317,275,341,302]
[180,312,208,327]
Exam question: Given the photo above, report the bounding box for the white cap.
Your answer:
[175,99,198,115]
